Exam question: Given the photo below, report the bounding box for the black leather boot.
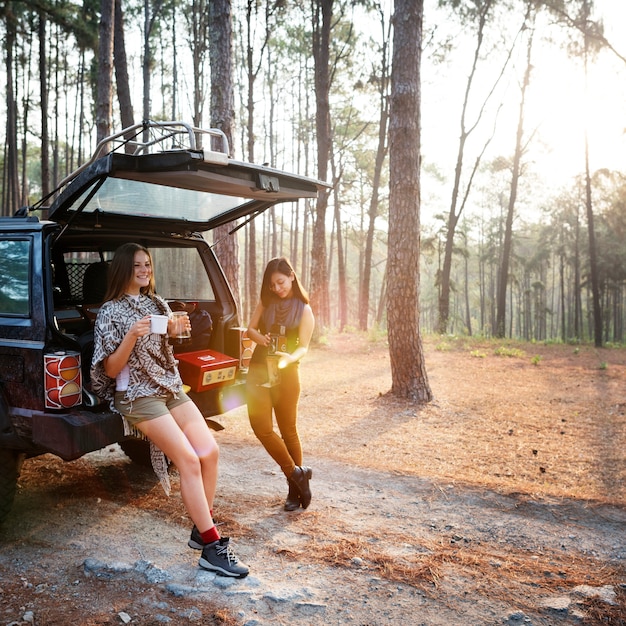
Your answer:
[289,465,312,509]
[284,480,300,511]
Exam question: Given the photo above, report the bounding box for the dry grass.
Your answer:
[581,587,626,625]
[298,333,626,504]
[271,510,626,624]
[264,498,626,622]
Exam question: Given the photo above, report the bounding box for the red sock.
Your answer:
[200,525,220,544]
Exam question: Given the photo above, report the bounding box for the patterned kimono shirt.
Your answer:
[91,293,183,405]
[90,293,182,495]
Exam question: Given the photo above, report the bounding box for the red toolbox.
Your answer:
[177,350,238,392]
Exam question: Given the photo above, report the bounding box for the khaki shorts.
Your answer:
[114,390,191,426]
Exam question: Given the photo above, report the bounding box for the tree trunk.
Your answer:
[20,34,31,208]
[359,7,390,331]
[332,159,347,331]
[581,0,602,347]
[209,0,241,310]
[387,0,431,403]
[496,7,534,338]
[245,0,256,162]
[52,24,58,185]
[309,0,333,331]
[573,208,582,339]
[584,141,602,347]
[38,13,50,199]
[96,0,114,145]
[141,0,155,142]
[114,0,134,141]
[463,233,472,336]
[189,0,209,128]
[3,5,19,216]
[437,0,495,335]
[559,243,566,342]
[301,202,310,286]
[245,0,257,322]
[376,271,387,327]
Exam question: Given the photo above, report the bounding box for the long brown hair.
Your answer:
[103,242,157,301]
[260,257,309,307]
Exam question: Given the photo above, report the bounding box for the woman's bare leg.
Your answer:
[137,409,217,532]
[170,400,219,510]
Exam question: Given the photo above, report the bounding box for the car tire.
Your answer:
[119,439,152,467]
[0,449,24,525]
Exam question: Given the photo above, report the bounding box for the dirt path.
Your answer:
[1,334,625,625]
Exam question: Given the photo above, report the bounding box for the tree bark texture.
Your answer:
[359,11,389,331]
[387,0,431,402]
[189,0,209,128]
[3,4,19,216]
[209,0,241,310]
[96,0,114,144]
[38,13,50,199]
[309,0,333,331]
[113,0,134,144]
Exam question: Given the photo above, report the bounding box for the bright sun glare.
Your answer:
[527,43,626,184]
[422,0,626,206]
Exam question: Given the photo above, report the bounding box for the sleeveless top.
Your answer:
[250,297,305,365]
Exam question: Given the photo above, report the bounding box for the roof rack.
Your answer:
[58,121,230,188]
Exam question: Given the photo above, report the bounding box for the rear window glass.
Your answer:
[152,247,215,301]
[61,246,215,303]
[0,239,31,316]
[67,178,245,223]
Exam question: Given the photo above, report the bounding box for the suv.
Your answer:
[0,121,325,524]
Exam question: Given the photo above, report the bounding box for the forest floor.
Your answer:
[1,332,625,625]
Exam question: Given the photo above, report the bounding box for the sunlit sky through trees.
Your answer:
[420,0,626,227]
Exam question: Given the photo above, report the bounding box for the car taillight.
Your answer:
[44,352,82,409]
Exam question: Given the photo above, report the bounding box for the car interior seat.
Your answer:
[82,261,109,304]
[79,261,109,395]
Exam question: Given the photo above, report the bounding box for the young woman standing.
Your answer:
[246,257,315,511]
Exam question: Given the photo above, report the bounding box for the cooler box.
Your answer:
[177,350,238,392]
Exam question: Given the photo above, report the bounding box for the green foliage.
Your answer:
[494,345,526,358]
[531,354,542,366]
[366,324,387,344]
[34,0,99,50]
[317,334,330,347]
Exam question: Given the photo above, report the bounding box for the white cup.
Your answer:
[150,314,169,334]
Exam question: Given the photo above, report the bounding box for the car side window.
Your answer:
[0,239,31,316]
